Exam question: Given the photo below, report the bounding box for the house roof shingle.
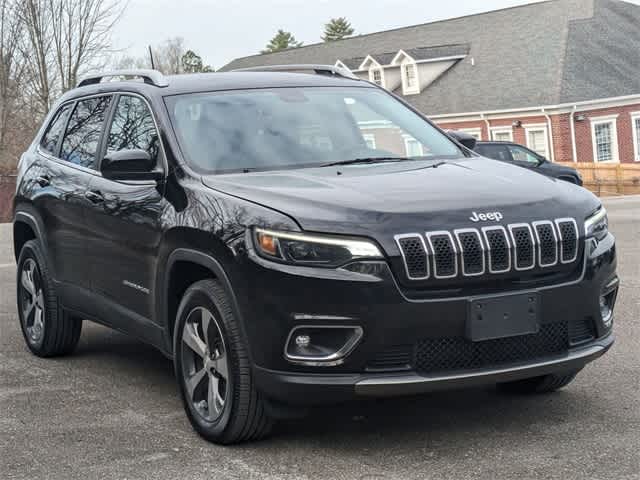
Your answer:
[220,0,640,115]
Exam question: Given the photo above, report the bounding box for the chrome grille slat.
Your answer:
[533,221,559,267]
[426,231,458,279]
[395,234,429,280]
[454,229,485,276]
[555,218,578,264]
[396,218,579,281]
[482,226,511,274]
[509,223,536,271]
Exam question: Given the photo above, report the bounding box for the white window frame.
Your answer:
[590,114,619,163]
[369,66,386,89]
[400,60,420,96]
[523,123,550,159]
[631,112,640,162]
[459,128,483,140]
[490,127,513,142]
[403,136,424,157]
[362,133,376,150]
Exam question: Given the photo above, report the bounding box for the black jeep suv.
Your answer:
[13,66,618,444]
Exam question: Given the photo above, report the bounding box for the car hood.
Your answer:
[202,158,598,241]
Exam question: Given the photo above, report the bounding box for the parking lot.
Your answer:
[0,196,638,480]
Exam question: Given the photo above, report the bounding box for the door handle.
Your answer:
[36,176,50,187]
[85,190,104,204]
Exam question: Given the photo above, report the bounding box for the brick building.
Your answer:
[221,0,640,164]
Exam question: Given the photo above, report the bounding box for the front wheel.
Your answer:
[173,279,273,444]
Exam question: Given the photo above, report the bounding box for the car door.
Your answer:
[31,96,111,309]
[83,94,167,323]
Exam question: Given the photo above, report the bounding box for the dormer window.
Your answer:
[391,50,422,96]
[404,63,417,90]
[370,67,384,87]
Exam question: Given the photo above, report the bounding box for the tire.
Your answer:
[173,279,273,444]
[16,240,82,357]
[498,369,581,394]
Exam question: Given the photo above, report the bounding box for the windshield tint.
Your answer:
[166,87,463,173]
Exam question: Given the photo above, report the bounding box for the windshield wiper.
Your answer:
[321,157,410,167]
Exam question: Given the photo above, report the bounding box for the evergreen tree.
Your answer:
[322,17,354,42]
[181,50,214,73]
[262,30,303,54]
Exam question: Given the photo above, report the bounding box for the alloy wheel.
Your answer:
[19,258,45,345]
[181,307,229,422]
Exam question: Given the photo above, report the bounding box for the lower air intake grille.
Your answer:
[415,322,568,375]
[569,317,596,345]
[366,345,414,372]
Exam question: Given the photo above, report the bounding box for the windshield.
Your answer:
[166,86,464,173]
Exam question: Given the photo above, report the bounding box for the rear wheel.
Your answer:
[16,240,82,357]
[174,279,273,444]
[498,369,581,394]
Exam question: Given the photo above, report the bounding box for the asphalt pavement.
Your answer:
[0,196,638,480]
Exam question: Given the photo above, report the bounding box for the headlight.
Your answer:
[253,228,383,267]
[584,207,608,241]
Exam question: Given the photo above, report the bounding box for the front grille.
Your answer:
[415,321,569,375]
[396,235,429,279]
[396,218,579,282]
[557,219,578,263]
[427,232,457,278]
[534,221,558,267]
[509,224,535,270]
[455,230,484,276]
[484,227,511,273]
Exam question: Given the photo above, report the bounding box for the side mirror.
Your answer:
[446,130,477,151]
[101,149,162,181]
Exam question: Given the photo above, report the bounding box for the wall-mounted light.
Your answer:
[575,114,586,122]
[512,120,522,128]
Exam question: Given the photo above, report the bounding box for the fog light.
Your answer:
[599,280,618,329]
[600,294,614,328]
[285,325,363,366]
[295,335,311,347]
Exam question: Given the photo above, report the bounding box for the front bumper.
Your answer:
[254,333,613,404]
[239,233,617,405]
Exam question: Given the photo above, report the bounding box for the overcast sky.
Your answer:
[111,0,637,69]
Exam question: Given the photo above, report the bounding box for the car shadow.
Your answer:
[64,323,603,452]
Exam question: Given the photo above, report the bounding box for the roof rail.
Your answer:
[231,64,360,80]
[77,69,169,88]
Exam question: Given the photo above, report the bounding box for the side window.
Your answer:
[61,96,112,169]
[40,104,72,155]
[106,95,160,162]
[476,145,512,162]
[508,145,541,165]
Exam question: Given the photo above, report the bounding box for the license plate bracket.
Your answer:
[467,292,540,342]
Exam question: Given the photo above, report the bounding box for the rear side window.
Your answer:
[476,144,512,162]
[40,104,72,155]
[61,96,112,169]
[106,95,160,162]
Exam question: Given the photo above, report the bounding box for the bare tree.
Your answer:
[0,0,24,152]
[18,0,125,114]
[153,37,186,74]
[18,0,54,113]
[49,0,125,92]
